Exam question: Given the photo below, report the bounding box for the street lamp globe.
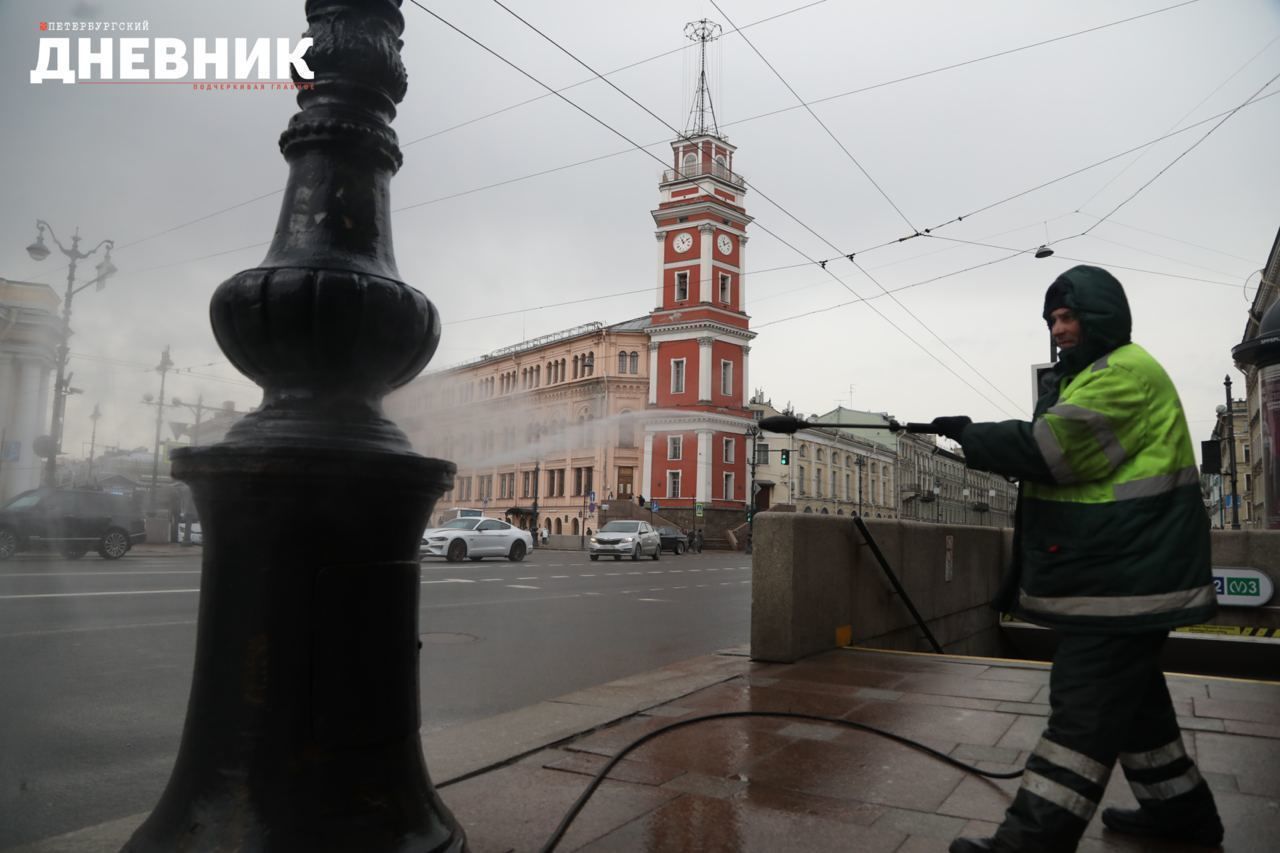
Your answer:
[26,227,50,261]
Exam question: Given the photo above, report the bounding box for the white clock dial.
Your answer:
[717,234,733,255]
[672,232,693,253]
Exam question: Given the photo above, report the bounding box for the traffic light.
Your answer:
[779,448,790,465]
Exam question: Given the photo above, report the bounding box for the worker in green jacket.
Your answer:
[931,266,1222,853]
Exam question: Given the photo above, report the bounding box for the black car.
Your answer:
[656,526,689,555]
[0,489,146,560]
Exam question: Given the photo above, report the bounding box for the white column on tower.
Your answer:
[741,345,751,408]
[697,336,713,403]
[654,231,665,309]
[647,342,659,405]
[698,224,714,303]
[696,429,711,503]
[642,431,654,502]
[738,235,749,312]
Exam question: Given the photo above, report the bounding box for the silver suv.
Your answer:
[588,520,661,561]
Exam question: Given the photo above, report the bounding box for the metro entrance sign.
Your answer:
[1212,567,1274,607]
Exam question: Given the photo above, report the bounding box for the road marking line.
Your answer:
[605,573,621,576]
[550,575,569,579]
[646,571,663,575]
[706,568,719,572]
[0,618,197,639]
[668,570,683,574]
[421,578,475,584]
[696,584,708,587]
[649,587,664,591]
[637,598,670,602]
[517,576,539,580]
[479,578,503,582]
[687,569,702,573]
[720,582,732,586]
[0,570,201,578]
[580,574,596,577]
[741,580,751,584]
[673,585,688,589]
[506,584,540,590]
[584,592,602,596]
[0,588,198,600]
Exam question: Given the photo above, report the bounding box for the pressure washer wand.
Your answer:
[757,414,936,435]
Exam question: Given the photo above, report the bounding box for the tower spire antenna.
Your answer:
[683,18,722,138]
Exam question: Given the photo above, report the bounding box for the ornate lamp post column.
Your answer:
[23,220,115,486]
[125,2,467,850]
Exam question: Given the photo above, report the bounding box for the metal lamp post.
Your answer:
[86,404,101,485]
[143,347,174,515]
[746,425,759,552]
[24,220,116,487]
[126,2,467,850]
[1223,375,1241,530]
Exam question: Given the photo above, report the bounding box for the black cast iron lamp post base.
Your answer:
[124,2,467,850]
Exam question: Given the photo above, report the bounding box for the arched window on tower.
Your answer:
[714,154,728,179]
[682,151,697,177]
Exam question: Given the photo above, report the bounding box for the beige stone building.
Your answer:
[749,398,897,518]
[385,320,652,534]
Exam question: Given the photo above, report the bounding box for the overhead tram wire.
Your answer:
[399,0,829,150]
[710,0,1030,414]
[477,0,1022,418]
[1077,32,1280,210]
[1090,216,1263,266]
[70,0,1214,278]
[1081,69,1280,236]
[113,85,1278,308]
[709,0,916,233]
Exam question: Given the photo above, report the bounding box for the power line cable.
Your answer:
[715,0,1209,133]
[709,0,917,233]
[1087,216,1262,265]
[1081,69,1280,234]
[468,0,1022,417]
[711,0,1027,413]
[399,0,829,150]
[60,0,1203,269]
[1078,31,1280,208]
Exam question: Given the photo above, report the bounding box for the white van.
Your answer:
[434,507,485,526]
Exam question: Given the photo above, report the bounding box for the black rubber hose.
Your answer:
[538,709,1024,853]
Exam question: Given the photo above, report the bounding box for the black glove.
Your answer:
[928,416,972,440]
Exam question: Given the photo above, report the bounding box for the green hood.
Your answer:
[1043,265,1132,375]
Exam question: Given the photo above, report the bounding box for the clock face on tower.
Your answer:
[716,234,733,255]
[672,232,693,253]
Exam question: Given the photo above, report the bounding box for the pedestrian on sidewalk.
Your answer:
[691,528,703,554]
[928,266,1222,853]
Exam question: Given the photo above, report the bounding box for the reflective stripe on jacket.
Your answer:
[962,342,1215,633]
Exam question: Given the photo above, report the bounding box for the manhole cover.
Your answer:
[420,632,479,645]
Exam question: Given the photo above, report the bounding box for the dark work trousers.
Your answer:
[993,632,1219,853]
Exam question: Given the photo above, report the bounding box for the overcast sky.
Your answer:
[2,0,1278,460]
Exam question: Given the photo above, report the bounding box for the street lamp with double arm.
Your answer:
[24,220,116,486]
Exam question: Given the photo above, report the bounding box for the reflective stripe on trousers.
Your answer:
[993,633,1218,853]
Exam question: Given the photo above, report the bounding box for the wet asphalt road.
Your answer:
[0,547,751,848]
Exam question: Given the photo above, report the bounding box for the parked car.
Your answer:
[0,488,146,561]
[421,517,533,562]
[588,520,661,561]
[656,526,689,554]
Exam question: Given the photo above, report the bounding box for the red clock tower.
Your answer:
[642,20,755,540]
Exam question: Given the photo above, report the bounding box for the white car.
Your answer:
[587,520,661,561]
[421,517,533,562]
